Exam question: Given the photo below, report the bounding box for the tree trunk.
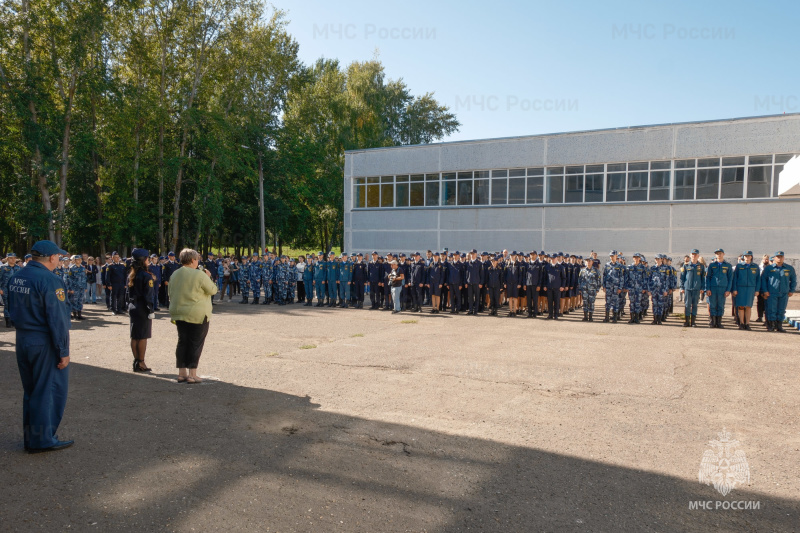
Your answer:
[54,67,79,247]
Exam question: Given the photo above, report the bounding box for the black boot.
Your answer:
[77,311,85,320]
[628,312,635,324]
[691,316,697,327]
[611,311,618,323]
[709,316,716,328]
[588,312,593,322]
[683,317,690,327]
[5,317,12,328]
[603,310,610,323]
[252,297,259,304]
[776,320,786,332]
[717,316,724,329]
[240,296,248,304]
[583,311,588,321]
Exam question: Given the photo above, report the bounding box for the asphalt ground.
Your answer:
[1,293,799,532]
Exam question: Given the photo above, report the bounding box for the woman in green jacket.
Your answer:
[168,249,218,383]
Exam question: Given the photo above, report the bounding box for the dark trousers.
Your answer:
[526,285,537,314]
[440,285,448,309]
[547,288,561,318]
[16,333,69,449]
[369,282,380,306]
[111,285,126,313]
[175,318,210,369]
[756,293,766,319]
[353,281,365,302]
[488,286,500,310]
[449,283,461,311]
[467,283,480,312]
[384,284,393,308]
[297,281,305,302]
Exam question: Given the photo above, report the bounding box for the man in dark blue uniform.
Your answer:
[161,251,181,308]
[464,249,484,315]
[147,254,163,311]
[368,252,382,309]
[106,252,127,315]
[8,240,74,453]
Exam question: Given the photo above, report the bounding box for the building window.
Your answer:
[508,177,525,204]
[442,173,456,205]
[584,169,603,202]
[565,166,583,203]
[395,175,409,207]
[606,164,625,202]
[746,157,771,198]
[720,158,745,199]
[649,161,671,201]
[409,174,424,206]
[425,173,440,206]
[527,176,544,204]
[474,171,490,205]
[626,162,648,202]
[366,176,380,207]
[380,176,394,207]
[546,167,564,204]
[696,168,720,200]
[457,171,473,206]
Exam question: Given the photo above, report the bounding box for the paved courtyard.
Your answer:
[1,297,798,532]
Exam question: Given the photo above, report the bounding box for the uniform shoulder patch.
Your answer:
[56,288,65,301]
[148,279,154,287]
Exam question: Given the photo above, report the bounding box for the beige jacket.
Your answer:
[168,266,218,324]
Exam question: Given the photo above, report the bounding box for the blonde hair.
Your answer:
[179,248,199,265]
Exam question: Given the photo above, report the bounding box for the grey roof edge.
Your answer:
[344,112,800,155]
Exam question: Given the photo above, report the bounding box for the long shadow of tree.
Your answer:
[0,353,796,532]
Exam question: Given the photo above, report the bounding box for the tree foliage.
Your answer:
[0,0,459,256]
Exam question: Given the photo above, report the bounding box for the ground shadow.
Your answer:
[0,352,796,532]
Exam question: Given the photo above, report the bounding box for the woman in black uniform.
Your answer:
[128,248,155,372]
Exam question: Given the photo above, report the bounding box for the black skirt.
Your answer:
[129,309,152,340]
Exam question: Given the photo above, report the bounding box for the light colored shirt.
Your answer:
[168,266,218,324]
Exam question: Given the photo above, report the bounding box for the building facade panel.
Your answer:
[350,144,441,177]
[674,118,800,158]
[544,204,669,230]
[439,138,545,170]
[547,128,674,165]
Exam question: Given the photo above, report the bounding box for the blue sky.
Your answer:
[284,0,798,142]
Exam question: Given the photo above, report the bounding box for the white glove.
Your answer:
[148,313,155,319]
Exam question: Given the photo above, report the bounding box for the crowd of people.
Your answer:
[2,247,794,333]
[0,240,797,456]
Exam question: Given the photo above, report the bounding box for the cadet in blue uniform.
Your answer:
[352,253,367,308]
[106,252,127,315]
[485,256,503,316]
[248,253,262,304]
[426,252,444,314]
[680,249,705,327]
[367,252,382,309]
[161,252,180,307]
[525,252,542,318]
[578,257,601,321]
[625,254,648,324]
[66,255,87,320]
[303,255,315,306]
[313,252,327,306]
[261,252,273,305]
[147,254,163,311]
[464,249,483,315]
[761,251,796,332]
[1,252,23,327]
[543,254,565,319]
[732,251,760,330]
[409,252,426,312]
[8,240,73,453]
[705,248,734,328]
[238,255,251,303]
[446,252,464,314]
[326,252,339,307]
[338,253,353,308]
[602,251,624,323]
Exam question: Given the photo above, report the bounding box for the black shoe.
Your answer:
[5,317,11,328]
[582,311,588,321]
[691,316,696,327]
[683,319,690,327]
[588,313,593,322]
[251,297,259,304]
[717,316,724,329]
[766,320,774,332]
[776,321,786,332]
[611,312,618,323]
[755,317,763,323]
[26,440,74,454]
[77,311,85,320]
